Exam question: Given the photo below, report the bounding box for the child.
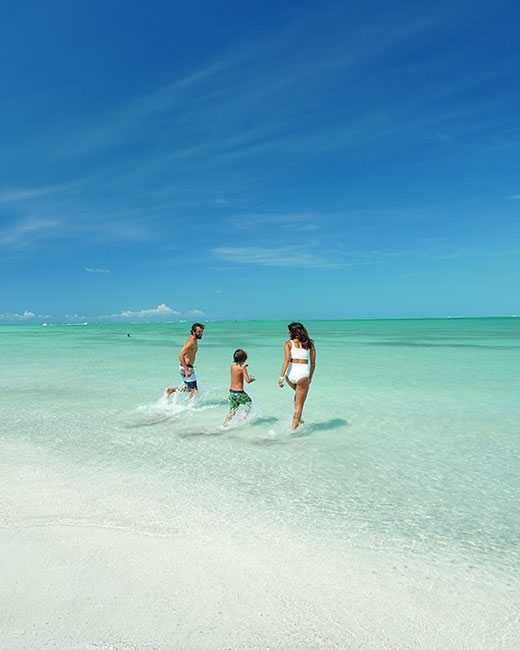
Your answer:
[224,349,255,425]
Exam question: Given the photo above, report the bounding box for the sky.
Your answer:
[1,0,519,321]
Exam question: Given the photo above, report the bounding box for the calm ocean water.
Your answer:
[1,318,519,648]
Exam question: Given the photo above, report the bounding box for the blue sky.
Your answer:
[1,0,519,321]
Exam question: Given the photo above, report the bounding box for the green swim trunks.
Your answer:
[228,390,252,411]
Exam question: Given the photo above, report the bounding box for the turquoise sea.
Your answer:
[1,319,519,648]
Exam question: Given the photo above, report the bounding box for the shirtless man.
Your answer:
[165,322,205,397]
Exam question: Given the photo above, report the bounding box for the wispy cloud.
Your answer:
[0,214,150,249]
[20,1,483,178]
[55,60,228,158]
[185,308,206,318]
[213,242,478,270]
[227,213,320,231]
[106,303,179,320]
[213,246,341,269]
[0,183,74,204]
[84,267,111,274]
[0,218,61,247]
[508,194,520,200]
[3,1,501,251]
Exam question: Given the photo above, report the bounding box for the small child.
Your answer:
[224,349,255,425]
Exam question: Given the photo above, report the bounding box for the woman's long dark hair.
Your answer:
[288,322,313,350]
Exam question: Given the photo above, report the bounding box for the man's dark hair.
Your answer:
[191,322,205,334]
[233,349,247,364]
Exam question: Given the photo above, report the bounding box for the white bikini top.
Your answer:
[290,340,310,360]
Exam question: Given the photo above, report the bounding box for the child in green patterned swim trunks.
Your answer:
[224,349,255,425]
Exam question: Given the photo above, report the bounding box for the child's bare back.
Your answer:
[230,362,248,391]
[224,349,255,425]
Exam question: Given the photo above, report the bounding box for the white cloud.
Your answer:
[108,303,179,320]
[100,304,210,321]
[0,310,36,321]
[213,246,341,269]
[84,267,111,273]
[509,194,520,200]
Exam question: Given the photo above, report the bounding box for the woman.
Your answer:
[278,322,316,430]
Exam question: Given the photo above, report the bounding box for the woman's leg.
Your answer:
[285,378,297,412]
[292,377,309,430]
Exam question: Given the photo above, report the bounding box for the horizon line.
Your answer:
[1,314,519,326]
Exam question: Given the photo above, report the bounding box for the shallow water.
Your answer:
[1,319,519,648]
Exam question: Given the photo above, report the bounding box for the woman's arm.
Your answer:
[278,341,291,386]
[309,344,316,382]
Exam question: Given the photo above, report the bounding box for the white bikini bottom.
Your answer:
[286,362,310,384]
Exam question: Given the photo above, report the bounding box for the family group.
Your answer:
[165,322,316,430]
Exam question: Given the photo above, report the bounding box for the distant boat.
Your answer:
[41,323,48,327]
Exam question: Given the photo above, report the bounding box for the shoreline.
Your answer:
[2,440,518,649]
